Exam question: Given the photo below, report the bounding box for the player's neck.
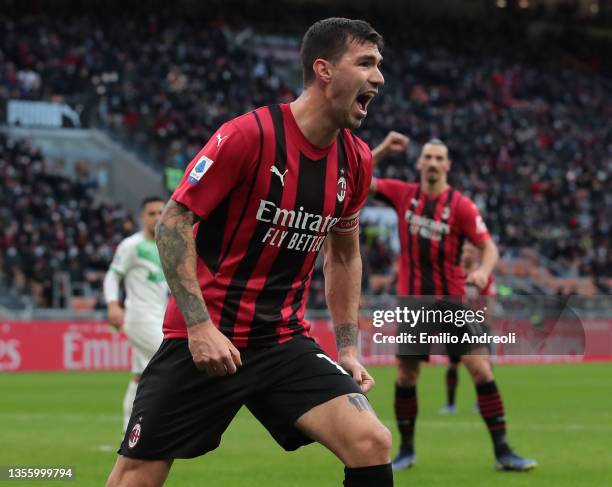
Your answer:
[421,180,449,196]
[143,229,155,240]
[290,92,339,148]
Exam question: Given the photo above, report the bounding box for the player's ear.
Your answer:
[313,58,333,84]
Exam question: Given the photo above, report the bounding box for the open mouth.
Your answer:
[355,92,376,115]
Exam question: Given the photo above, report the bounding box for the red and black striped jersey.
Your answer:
[375,179,490,296]
[163,104,372,348]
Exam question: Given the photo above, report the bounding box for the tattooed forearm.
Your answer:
[335,322,358,350]
[156,201,208,327]
[348,394,373,413]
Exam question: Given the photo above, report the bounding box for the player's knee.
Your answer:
[464,357,493,384]
[366,424,392,461]
[105,467,124,487]
[107,469,157,487]
[107,459,166,487]
[378,425,393,455]
[106,465,134,487]
[347,424,392,466]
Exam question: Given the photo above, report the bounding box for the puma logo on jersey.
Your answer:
[216,133,228,147]
[270,165,288,186]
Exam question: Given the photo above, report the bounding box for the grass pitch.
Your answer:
[1,363,610,486]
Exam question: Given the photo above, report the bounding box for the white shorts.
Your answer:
[123,320,164,374]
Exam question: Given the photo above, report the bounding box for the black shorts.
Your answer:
[396,297,488,361]
[119,335,362,460]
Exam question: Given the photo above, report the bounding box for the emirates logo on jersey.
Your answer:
[405,210,451,241]
[256,199,339,252]
[337,176,347,203]
[128,423,141,448]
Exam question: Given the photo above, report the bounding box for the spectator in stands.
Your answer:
[0,133,135,307]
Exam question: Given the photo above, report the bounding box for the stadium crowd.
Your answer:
[1,8,610,307]
[0,133,135,307]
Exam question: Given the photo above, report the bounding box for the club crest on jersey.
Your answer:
[128,423,141,448]
[188,155,214,185]
[441,206,450,220]
[337,176,347,203]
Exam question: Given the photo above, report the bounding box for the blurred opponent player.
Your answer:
[440,241,497,414]
[371,134,536,472]
[108,18,394,487]
[103,196,167,431]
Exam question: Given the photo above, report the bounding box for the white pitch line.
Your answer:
[96,444,116,452]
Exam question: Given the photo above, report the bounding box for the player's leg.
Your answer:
[296,394,393,486]
[122,341,146,432]
[123,322,163,431]
[461,351,501,451]
[392,356,419,470]
[462,351,537,471]
[440,356,460,413]
[245,337,392,486]
[122,373,140,433]
[106,457,172,487]
[108,339,246,485]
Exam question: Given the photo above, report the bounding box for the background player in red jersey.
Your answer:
[107,18,394,487]
[371,135,537,472]
[441,241,498,414]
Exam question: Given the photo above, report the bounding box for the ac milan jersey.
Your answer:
[164,104,372,348]
[374,179,490,296]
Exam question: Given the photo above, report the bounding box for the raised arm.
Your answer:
[371,131,410,168]
[370,131,410,192]
[324,226,374,392]
[156,200,241,376]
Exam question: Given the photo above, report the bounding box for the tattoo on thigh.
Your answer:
[348,394,373,413]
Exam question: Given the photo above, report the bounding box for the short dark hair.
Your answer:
[301,18,383,86]
[426,138,447,148]
[141,196,165,209]
[423,139,450,157]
